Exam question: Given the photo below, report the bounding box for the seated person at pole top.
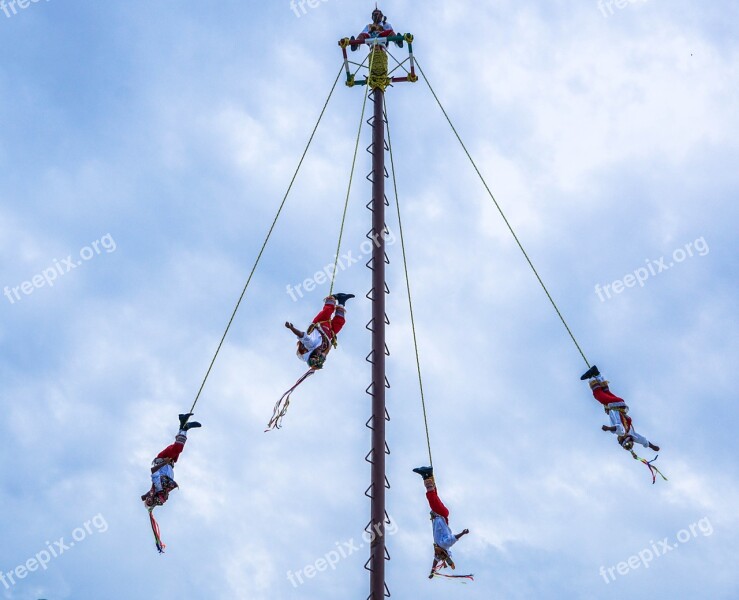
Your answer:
[350,7,403,50]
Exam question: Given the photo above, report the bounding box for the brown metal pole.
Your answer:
[369,85,387,600]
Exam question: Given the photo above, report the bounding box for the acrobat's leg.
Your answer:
[330,305,346,336]
[328,294,354,335]
[312,297,337,324]
[156,416,203,462]
[592,383,624,407]
[413,466,450,521]
[426,486,450,521]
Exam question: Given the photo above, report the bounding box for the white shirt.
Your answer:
[361,22,394,37]
[606,410,650,447]
[152,464,174,492]
[298,329,324,363]
[432,516,457,554]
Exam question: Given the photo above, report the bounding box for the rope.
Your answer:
[348,50,373,80]
[187,64,344,415]
[329,50,377,295]
[383,97,433,469]
[415,59,590,368]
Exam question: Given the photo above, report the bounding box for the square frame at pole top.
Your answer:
[338,33,418,88]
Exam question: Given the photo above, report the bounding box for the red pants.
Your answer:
[592,387,624,407]
[426,490,450,524]
[593,388,633,431]
[157,441,184,463]
[313,302,345,337]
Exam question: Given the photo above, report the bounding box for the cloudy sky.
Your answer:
[1,0,738,598]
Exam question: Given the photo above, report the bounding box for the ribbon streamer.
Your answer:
[266,369,316,431]
[148,508,166,554]
[431,564,474,582]
[631,451,668,484]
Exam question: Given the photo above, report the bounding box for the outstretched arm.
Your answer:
[285,322,304,338]
[454,528,470,541]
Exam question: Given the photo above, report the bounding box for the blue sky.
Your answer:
[1,1,738,598]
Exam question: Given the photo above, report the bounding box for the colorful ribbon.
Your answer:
[431,563,474,582]
[148,508,166,554]
[266,369,316,431]
[631,451,668,484]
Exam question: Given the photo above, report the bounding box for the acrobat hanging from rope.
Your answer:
[350,6,403,51]
[412,466,473,582]
[141,413,201,552]
[266,293,354,430]
[286,293,354,369]
[581,365,668,483]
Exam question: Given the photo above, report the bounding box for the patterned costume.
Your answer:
[581,366,658,451]
[296,297,346,366]
[142,415,201,508]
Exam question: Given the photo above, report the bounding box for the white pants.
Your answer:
[607,411,649,447]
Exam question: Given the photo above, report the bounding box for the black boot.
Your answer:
[350,36,359,52]
[580,365,600,380]
[183,421,202,431]
[395,37,404,49]
[179,413,194,428]
[333,293,355,306]
[413,466,434,479]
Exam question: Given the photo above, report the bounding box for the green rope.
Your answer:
[415,59,590,368]
[384,97,433,469]
[329,50,377,295]
[188,64,344,415]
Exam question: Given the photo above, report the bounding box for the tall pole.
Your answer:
[338,30,416,599]
[369,85,387,600]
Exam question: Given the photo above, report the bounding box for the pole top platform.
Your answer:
[338,32,418,89]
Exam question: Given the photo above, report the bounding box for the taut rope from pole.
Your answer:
[188,64,344,414]
[415,59,591,368]
[329,50,377,296]
[384,97,433,469]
